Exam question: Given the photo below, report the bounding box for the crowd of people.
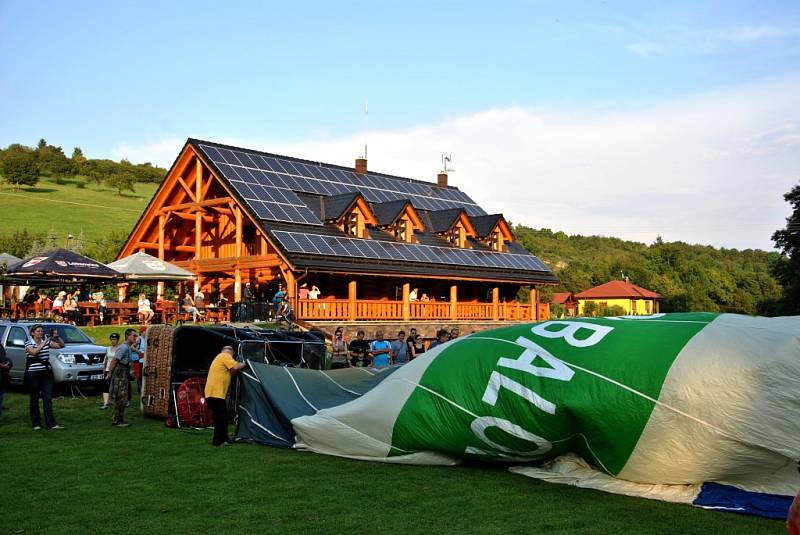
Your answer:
[330,325,461,369]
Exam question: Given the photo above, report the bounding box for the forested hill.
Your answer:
[514,226,783,315]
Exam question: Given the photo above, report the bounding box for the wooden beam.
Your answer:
[170,211,214,223]
[492,286,499,321]
[209,206,233,215]
[176,176,196,202]
[530,287,538,321]
[159,196,235,214]
[158,215,165,260]
[172,255,280,272]
[137,242,195,253]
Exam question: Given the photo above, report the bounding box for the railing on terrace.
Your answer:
[296,299,550,322]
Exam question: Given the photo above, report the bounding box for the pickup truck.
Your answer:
[0,321,107,386]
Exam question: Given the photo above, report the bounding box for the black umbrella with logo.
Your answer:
[3,248,122,284]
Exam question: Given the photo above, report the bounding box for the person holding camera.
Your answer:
[330,327,349,369]
[24,325,65,430]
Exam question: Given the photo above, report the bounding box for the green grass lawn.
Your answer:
[0,391,783,534]
[0,178,157,244]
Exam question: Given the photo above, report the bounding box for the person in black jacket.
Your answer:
[0,343,12,421]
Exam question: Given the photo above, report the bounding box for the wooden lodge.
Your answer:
[119,139,559,329]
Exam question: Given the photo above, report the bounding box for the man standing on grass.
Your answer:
[204,346,246,446]
[107,328,136,428]
[369,330,392,369]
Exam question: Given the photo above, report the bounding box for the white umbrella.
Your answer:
[107,252,195,281]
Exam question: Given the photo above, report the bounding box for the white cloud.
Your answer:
[719,25,800,43]
[110,78,800,251]
[627,41,665,57]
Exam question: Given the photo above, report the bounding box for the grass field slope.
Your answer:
[0,177,157,245]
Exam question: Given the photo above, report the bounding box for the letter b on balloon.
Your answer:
[531,321,614,348]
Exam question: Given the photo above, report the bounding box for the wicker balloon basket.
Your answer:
[141,324,175,419]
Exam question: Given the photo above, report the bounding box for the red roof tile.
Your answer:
[551,292,575,304]
[575,280,661,299]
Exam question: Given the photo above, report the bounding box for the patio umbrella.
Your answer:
[0,253,23,305]
[107,252,195,281]
[4,248,122,283]
[0,252,21,269]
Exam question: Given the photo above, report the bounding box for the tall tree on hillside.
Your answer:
[771,181,800,314]
[106,169,136,196]
[71,147,87,173]
[1,144,39,190]
[35,140,76,180]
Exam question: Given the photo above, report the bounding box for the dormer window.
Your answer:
[344,212,361,237]
[394,217,414,243]
[447,224,467,248]
[490,229,504,252]
[324,193,377,239]
[373,200,423,244]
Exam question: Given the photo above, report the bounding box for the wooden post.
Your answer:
[450,284,457,321]
[492,287,499,321]
[283,270,297,316]
[234,269,241,302]
[530,286,539,321]
[348,280,357,321]
[402,283,410,322]
[194,160,202,259]
[234,206,242,302]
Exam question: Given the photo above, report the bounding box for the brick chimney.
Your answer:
[437,172,448,188]
[355,158,367,174]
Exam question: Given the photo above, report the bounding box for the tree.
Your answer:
[106,170,136,196]
[71,147,87,174]
[771,182,800,314]
[0,228,36,258]
[1,144,39,190]
[35,140,76,180]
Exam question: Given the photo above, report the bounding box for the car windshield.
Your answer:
[50,325,92,344]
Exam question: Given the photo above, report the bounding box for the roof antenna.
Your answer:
[441,153,455,173]
[363,99,369,160]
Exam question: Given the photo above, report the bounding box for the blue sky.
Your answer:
[2,1,799,249]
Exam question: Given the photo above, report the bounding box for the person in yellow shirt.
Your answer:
[204,346,246,446]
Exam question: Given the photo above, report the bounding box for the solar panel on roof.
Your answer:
[197,143,486,219]
[270,230,550,272]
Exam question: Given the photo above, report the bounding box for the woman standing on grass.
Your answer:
[25,324,65,430]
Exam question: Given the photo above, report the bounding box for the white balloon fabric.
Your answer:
[236,313,800,518]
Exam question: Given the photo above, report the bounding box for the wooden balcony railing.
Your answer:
[296,299,550,322]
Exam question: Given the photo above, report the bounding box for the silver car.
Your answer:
[0,321,107,385]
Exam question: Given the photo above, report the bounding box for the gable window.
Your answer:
[396,218,411,243]
[490,230,504,252]
[342,208,364,238]
[448,224,466,248]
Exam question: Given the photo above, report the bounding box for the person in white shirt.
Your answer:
[308,285,321,299]
[137,293,154,325]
